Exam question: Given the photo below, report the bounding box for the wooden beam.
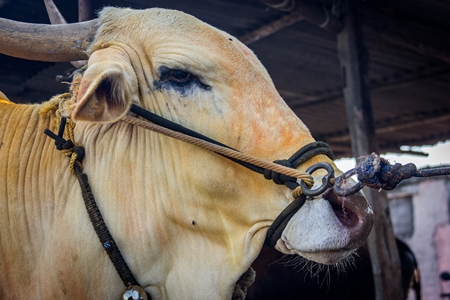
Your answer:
[78,0,94,22]
[45,0,94,23]
[239,12,304,45]
[378,131,450,153]
[376,113,450,135]
[328,112,450,143]
[322,144,349,153]
[398,149,429,157]
[260,0,450,65]
[364,26,450,65]
[287,66,450,109]
[336,1,403,299]
[362,7,450,65]
[42,0,88,68]
[44,0,67,24]
[258,0,342,33]
[0,0,10,10]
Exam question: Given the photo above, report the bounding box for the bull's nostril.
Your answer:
[324,189,360,228]
[332,204,359,227]
[322,186,374,250]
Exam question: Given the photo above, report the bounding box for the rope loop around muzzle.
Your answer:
[261,142,335,198]
[264,159,298,185]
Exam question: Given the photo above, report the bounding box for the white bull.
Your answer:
[0,7,373,299]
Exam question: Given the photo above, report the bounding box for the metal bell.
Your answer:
[120,285,148,300]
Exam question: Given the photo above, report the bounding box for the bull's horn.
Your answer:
[0,18,98,62]
[43,0,88,67]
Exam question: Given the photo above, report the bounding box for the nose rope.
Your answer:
[123,105,335,197]
[123,115,314,187]
[334,152,450,196]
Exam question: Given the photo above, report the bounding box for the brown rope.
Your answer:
[122,116,314,189]
[43,108,149,299]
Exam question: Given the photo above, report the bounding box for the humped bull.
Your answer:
[0,6,373,299]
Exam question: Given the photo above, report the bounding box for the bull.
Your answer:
[0,5,373,299]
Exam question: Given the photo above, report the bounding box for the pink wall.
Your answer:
[388,178,450,300]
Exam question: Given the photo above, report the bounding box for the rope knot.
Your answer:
[43,111,85,174]
[56,139,74,151]
[66,143,85,174]
[263,159,297,185]
[356,153,417,190]
[73,145,86,162]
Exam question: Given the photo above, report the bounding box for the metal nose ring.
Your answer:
[300,162,335,197]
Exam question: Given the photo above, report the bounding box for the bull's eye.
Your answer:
[160,68,195,87]
[168,70,192,83]
[156,66,211,94]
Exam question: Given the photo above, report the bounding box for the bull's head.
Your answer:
[0,6,373,298]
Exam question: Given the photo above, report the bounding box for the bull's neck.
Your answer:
[72,120,272,296]
[0,102,77,203]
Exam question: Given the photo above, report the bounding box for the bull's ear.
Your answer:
[72,48,138,123]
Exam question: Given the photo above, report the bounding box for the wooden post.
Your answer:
[78,0,94,22]
[336,0,403,299]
